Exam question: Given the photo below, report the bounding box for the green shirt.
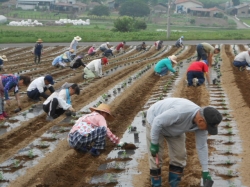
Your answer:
[154,58,175,73]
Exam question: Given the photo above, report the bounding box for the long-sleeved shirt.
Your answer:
[86,59,103,77]
[146,98,208,170]
[187,61,208,72]
[88,47,97,54]
[70,58,86,69]
[116,43,124,50]
[69,40,78,55]
[234,51,250,63]
[27,77,52,93]
[70,111,119,144]
[201,43,214,54]
[0,59,3,66]
[1,75,19,100]
[52,56,63,66]
[43,89,71,110]
[34,43,43,55]
[62,51,72,61]
[154,58,175,73]
[100,43,108,49]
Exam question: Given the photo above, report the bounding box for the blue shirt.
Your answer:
[154,58,175,73]
[52,56,63,66]
[34,43,43,55]
[0,59,3,66]
[1,74,19,100]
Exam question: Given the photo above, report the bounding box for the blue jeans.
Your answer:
[187,71,205,86]
[233,61,250,68]
[196,44,207,61]
[156,67,169,76]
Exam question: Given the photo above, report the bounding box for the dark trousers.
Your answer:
[89,52,96,56]
[196,44,207,61]
[103,49,113,57]
[34,54,41,64]
[27,87,54,100]
[43,98,65,118]
[233,60,249,68]
[187,71,205,86]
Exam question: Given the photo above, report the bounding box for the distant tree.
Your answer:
[232,0,240,6]
[113,16,147,32]
[91,0,102,3]
[113,16,134,32]
[89,5,110,16]
[119,1,150,17]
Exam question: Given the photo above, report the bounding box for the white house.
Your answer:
[174,0,203,13]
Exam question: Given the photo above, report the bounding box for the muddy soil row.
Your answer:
[221,44,250,185]
[9,46,197,187]
[0,46,180,163]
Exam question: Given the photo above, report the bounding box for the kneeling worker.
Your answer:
[83,57,108,79]
[43,83,80,120]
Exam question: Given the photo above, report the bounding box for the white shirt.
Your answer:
[100,43,108,49]
[234,51,250,63]
[86,59,103,77]
[43,89,71,110]
[27,77,52,93]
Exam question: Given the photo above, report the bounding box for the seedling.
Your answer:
[70,120,76,124]
[40,141,47,148]
[225,160,233,165]
[102,94,108,100]
[122,151,127,158]
[225,147,232,154]
[223,112,229,116]
[52,133,57,140]
[13,159,20,168]
[128,126,132,133]
[227,128,233,134]
[0,171,3,181]
[59,127,65,133]
[142,111,146,118]
[226,122,231,128]
[227,170,233,177]
[228,136,234,143]
[28,149,34,158]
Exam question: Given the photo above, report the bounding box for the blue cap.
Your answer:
[45,75,54,85]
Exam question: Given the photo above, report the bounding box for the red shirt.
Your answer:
[187,61,208,72]
[116,43,124,50]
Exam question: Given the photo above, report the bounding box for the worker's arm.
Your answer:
[205,72,210,85]
[208,53,213,67]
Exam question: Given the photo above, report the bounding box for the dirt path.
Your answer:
[221,44,250,186]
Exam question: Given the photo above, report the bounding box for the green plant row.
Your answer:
[0,26,250,43]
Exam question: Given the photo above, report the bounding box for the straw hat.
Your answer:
[0,55,8,61]
[74,36,82,41]
[36,39,43,43]
[69,49,74,53]
[89,103,114,121]
[169,55,177,64]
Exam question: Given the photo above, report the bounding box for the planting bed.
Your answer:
[0,43,249,187]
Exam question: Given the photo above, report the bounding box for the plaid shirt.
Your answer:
[70,111,119,144]
[1,74,19,100]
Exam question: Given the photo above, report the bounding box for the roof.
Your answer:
[1,0,16,6]
[189,7,223,12]
[175,0,203,6]
[73,2,87,7]
[234,3,249,9]
[154,4,168,10]
[55,2,73,7]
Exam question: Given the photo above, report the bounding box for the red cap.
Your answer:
[102,57,108,65]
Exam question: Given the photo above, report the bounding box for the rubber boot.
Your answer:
[150,168,161,187]
[168,165,183,187]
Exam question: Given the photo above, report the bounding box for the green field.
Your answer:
[240,18,250,25]
[0,25,249,43]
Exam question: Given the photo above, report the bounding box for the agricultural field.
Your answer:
[0,42,249,187]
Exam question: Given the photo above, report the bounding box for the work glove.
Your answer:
[150,143,159,157]
[14,107,22,113]
[117,141,127,147]
[202,171,213,186]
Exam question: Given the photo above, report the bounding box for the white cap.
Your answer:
[107,42,109,45]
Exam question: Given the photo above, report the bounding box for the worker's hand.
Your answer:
[69,107,75,112]
[202,171,213,185]
[14,107,22,113]
[117,141,127,147]
[150,143,159,157]
[6,100,11,106]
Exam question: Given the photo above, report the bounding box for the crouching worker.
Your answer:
[83,57,108,79]
[70,53,86,70]
[233,49,250,71]
[187,60,210,87]
[43,83,79,121]
[146,98,222,187]
[0,74,31,119]
[27,75,55,102]
[68,103,120,156]
[52,55,66,68]
[154,55,178,77]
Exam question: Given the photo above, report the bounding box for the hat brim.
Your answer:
[37,40,43,43]
[171,60,177,64]
[207,123,218,135]
[0,57,8,61]
[89,107,114,121]
[74,37,82,41]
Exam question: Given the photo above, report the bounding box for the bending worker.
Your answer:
[196,42,220,66]
[83,57,108,79]
[233,48,250,71]
[146,97,222,187]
